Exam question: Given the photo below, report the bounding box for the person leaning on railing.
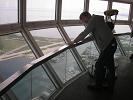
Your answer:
[69,11,117,90]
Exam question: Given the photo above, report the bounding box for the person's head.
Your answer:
[79,11,92,24]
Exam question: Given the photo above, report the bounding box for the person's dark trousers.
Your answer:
[129,53,133,59]
[94,38,117,85]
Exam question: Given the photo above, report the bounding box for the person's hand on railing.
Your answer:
[68,41,75,47]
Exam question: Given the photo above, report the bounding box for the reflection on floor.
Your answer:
[54,56,133,100]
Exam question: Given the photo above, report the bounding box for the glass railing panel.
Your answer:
[1,66,56,100]
[76,41,99,73]
[30,28,65,55]
[49,49,81,83]
[0,33,35,82]
[118,35,133,56]
[31,66,55,99]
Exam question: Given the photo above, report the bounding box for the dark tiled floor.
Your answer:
[54,57,133,100]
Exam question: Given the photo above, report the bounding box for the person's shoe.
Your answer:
[88,84,102,90]
[87,82,105,90]
[102,81,109,88]
[129,54,133,60]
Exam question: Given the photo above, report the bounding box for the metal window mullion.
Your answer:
[20,27,62,87]
[19,0,64,90]
[57,24,87,71]
[84,0,89,12]
[55,0,62,22]
[21,28,43,58]
[18,0,26,25]
[107,0,112,10]
[115,36,127,56]
[70,48,87,71]
[43,63,63,89]
[57,24,71,43]
[21,28,63,89]
[93,41,100,53]
[129,4,133,24]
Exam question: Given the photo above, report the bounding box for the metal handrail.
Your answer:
[0,32,131,97]
[0,39,87,97]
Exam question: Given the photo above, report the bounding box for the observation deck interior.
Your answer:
[54,56,133,100]
[0,0,133,100]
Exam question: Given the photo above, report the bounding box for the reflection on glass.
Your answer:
[64,26,85,40]
[112,2,130,20]
[89,0,108,16]
[49,50,81,83]
[6,66,55,100]
[62,0,84,19]
[30,28,65,55]
[0,33,35,81]
[27,0,55,21]
[0,0,18,24]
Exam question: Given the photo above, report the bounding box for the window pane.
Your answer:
[114,25,131,33]
[62,0,84,19]
[0,33,35,82]
[0,0,18,24]
[27,0,55,21]
[64,26,85,40]
[112,2,130,20]
[30,28,65,55]
[89,0,108,16]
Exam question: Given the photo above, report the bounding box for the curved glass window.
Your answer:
[0,0,18,24]
[62,0,84,20]
[89,0,108,16]
[30,28,65,55]
[0,33,35,82]
[112,2,130,20]
[27,0,55,21]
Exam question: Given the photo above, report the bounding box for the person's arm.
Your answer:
[73,18,95,43]
[73,31,88,43]
[82,34,94,43]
